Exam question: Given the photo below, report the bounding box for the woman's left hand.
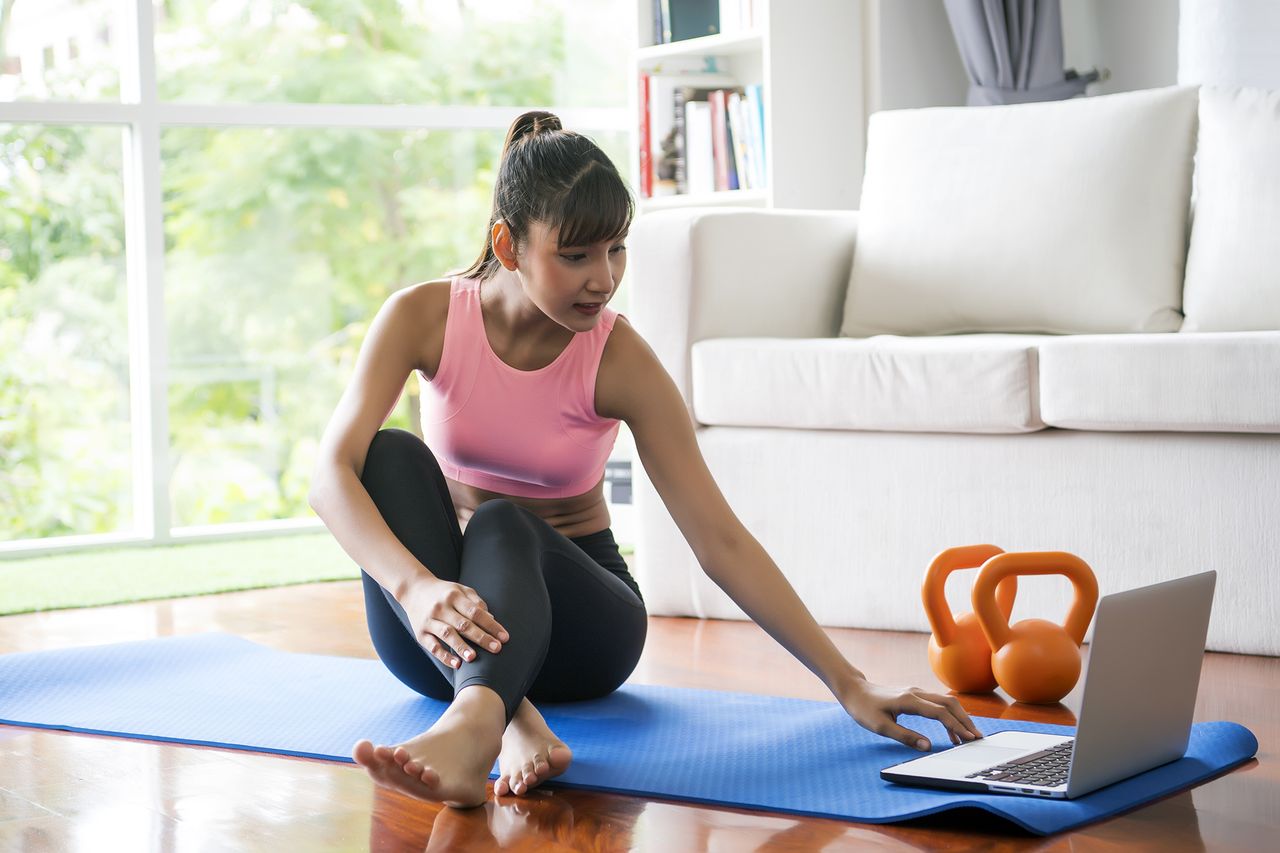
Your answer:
[839,678,984,752]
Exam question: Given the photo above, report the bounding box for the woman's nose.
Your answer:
[590,258,618,290]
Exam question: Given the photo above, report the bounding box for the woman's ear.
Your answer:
[491,221,518,271]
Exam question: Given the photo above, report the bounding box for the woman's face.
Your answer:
[496,218,629,330]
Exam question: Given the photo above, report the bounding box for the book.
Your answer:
[638,73,652,198]
[718,1,756,35]
[656,0,672,44]
[708,89,727,191]
[651,79,679,197]
[718,1,741,35]
[672,86,688,195]
[727,90,751,190]
[669,0,719,42]
[648,73,737,196]
[746,84,766,189]
[684,100,715,195]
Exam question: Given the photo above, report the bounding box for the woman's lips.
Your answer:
[573,303,602,315]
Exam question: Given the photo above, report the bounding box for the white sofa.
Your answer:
[627,85,1280,657]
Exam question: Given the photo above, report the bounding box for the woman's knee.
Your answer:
[362,428,436,484]
[363,427,418,467]
[467,498,532,532]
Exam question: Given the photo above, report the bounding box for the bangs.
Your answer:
[545,161,634,249]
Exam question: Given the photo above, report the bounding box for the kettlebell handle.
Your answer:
[971,552,1100,650]
[922,544,1016,645]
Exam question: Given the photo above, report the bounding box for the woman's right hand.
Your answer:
[400,576,509,669]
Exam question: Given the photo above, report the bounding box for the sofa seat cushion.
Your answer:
[1039,331,1280,433]
[690,334,1048,434]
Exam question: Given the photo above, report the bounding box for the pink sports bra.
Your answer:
[419,275,623,499]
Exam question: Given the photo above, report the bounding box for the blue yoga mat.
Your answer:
[0,633,1257,835]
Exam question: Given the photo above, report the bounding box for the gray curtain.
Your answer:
[943,0,1099,105]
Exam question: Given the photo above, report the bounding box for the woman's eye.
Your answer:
[561,246,625,263]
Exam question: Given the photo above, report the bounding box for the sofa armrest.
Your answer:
[629,207,859,409]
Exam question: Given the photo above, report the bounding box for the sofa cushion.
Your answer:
[1181,86,1280,332]
[1039,331,1280,433]
[690,334,1048,434]
[841,86,1199,337]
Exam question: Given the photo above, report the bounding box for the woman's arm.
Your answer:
[308,287,437,601]
[601,320,981,750]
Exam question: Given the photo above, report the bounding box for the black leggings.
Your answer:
[357,428,648,724]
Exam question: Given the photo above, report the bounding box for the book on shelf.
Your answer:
[727,90,765,191]
[641,69,736,197]
[638,73,652,198]
[727,91,750,191]
[745,84,766,189]
[639,73,766,199]
[708,89,734,191]
[651,0,756,45]
[683,100,714,195]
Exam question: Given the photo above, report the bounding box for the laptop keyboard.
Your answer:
[967,740,1074,787]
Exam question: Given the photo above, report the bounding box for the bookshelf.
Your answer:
[630,0,865,214]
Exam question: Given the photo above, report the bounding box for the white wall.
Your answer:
[870,0,1181,112]
[872,0,968,112]
[1061,0,1180,95]
[1178,0,1280,89]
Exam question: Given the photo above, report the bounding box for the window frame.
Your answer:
[0,0,632,558]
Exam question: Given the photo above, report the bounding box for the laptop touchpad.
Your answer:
[927,744,1028,765]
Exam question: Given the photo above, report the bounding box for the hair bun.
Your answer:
[510,110,562,143]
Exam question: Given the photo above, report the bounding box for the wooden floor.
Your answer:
[0,579,1274,852]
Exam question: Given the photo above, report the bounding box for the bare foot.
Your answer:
[352,686,504,808]
[492,698,573,797]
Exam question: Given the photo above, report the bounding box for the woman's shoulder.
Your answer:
[595,312,664,421]
[401,276,453,300]
[398,277,456,380]
[396,277,454,336]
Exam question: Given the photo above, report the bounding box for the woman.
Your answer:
[308,110,981,809]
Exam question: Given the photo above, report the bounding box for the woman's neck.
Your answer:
[480,268,572,347]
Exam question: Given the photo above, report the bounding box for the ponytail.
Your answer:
[459,110,633,281]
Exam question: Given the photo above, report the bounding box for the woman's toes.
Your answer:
[494,777,509,796]
[373,744,395,765]
[393,746,410,766]
[352,739,375,767]
[548,744,572,770]
[403,759,422,776]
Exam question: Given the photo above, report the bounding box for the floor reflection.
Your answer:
[1000,701,1077,726]
[365,783,605,851]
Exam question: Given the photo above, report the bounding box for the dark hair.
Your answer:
[460,110,635,281]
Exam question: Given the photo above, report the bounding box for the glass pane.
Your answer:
[0,0,125,102]
[162,124,631,529]
[161,125,479,527]
[154,0,630,107]
[0,123,131,542]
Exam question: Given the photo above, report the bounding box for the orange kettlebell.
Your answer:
[972,552,1099,704]
[923,545,1018,693]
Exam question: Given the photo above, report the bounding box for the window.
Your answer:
[0,124,130,542]
[1,1,633,552]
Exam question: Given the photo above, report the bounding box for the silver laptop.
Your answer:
[881,570,1216,799]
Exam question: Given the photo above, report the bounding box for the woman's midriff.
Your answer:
[445,475,613,541]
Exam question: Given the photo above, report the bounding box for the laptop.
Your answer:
[881,570,1216,799]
